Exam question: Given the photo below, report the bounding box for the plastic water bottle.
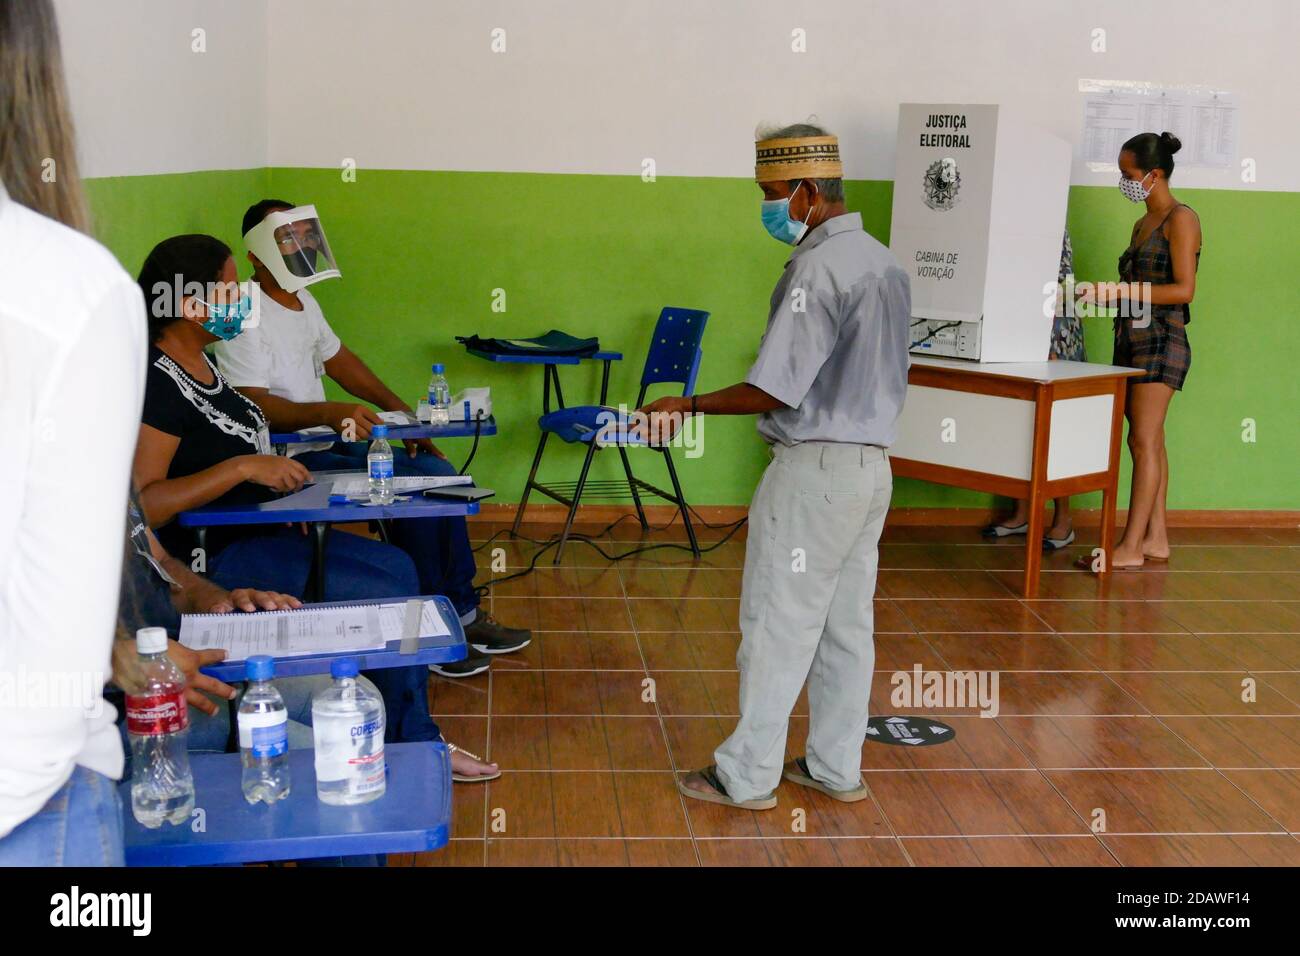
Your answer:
[311,659,386,806]
[238,655,290,804]
[428,363,451,426]
[126,627,195,828]
[367,424,394,504]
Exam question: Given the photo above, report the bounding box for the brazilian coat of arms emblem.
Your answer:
[922,157,961,210]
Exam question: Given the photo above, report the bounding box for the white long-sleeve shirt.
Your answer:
[0,182,146,837]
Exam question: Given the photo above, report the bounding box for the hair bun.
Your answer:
[1159,131,1183,154]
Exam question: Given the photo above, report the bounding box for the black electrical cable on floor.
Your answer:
[469,505,748,595]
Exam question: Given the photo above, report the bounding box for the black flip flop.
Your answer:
[676,765,777,810]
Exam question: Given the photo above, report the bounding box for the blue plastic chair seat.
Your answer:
[514,306,709,563]
[538,406,648,446]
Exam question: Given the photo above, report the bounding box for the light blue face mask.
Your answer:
[197,291,255,341]
[760,180,813,245]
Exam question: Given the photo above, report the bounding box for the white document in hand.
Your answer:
[179,600,451,662]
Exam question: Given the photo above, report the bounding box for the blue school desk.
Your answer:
[176,481,482,601]
[270,416,498,448]
[463,347,623,412]
[195,594,468,683]
[120,741,451,866]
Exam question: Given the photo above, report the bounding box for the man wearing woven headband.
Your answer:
[639,123,911,810]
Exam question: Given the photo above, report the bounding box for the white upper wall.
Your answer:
[55,0,267,178]
[60,0,1297,190]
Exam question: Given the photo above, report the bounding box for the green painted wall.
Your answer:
[86,169,270,276]
[85,168,1298,510]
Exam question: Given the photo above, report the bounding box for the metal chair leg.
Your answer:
[661,447,700,557]
[512,431,550,538]
[617,445,648,530]
[556,442,598,565]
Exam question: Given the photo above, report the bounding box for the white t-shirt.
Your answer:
[212,286,342,455]
[0,184,146,837]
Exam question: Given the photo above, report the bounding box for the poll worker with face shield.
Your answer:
[129,234,502,784]
[637,124,910,810]
[212,200,530,673]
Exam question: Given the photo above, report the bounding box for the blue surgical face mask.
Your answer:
[197,290,255,340]
[761,181,813,245]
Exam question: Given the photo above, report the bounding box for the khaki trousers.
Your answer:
[713,441,892,801]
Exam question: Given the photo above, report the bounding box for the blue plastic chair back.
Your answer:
[639,307,709,401]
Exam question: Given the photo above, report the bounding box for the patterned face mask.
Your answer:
[1118,169,1155,203]
[197,283,258,340]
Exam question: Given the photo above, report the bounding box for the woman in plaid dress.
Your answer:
[1080,131,1202,571]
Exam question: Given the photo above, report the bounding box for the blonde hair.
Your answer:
[0,0,91,233]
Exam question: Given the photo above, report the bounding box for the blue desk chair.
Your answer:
[512,307,709,563]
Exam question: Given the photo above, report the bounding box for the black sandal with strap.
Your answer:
[676,764,778,811]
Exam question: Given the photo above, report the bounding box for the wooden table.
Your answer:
[889,357,1145,597]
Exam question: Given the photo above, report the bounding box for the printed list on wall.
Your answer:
[1079,79,1239,170]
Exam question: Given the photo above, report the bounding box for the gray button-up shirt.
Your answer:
[746,212,911,447]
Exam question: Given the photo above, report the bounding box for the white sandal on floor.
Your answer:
[445,741,501,783]
[1042,528,1076,550]
[981,521,1028,538]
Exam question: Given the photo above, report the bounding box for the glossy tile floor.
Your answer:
[390,520,1300,867]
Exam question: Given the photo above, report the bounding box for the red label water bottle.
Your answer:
[127,628,195,829]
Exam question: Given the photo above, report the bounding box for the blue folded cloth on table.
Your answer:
[456,329,600,357]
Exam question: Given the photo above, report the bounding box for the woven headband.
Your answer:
[755,135,843,182]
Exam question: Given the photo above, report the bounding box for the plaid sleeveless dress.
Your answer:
[1113,204,1199,390]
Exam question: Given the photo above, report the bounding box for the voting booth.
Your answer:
[889,104,1071,362]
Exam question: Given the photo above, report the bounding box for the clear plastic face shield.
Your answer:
[243,204,341,293]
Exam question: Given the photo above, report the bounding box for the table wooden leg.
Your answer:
[1099,378,1129,575]
[1021,383,1052,598]
[1022,481,1044,598]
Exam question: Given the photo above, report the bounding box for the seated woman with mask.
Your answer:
[130,234,499,782]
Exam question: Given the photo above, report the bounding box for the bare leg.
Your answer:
[1143,444,1171,559]
[1114,383,1174,568]
[1049,496,1072,538]
[995,498,1030,528]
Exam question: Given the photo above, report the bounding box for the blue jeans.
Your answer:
[293,443,480,621]
[0,766,124,866]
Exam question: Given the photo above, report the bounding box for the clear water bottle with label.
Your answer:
[126,627,195,828]
[428,363,451,426]
[311,659,386,806]
[238,655,290,804]
[367,424,394,504]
